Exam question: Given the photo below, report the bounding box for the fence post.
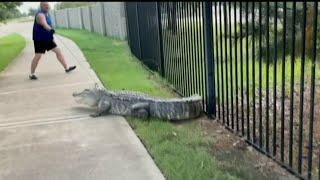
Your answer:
[156,2,165,77]
[203,2,216,118]
[89,6,94,32]
[80,8,84,30]
[52,10,57,28]
[66,9,70,28]
[100,2,107,36]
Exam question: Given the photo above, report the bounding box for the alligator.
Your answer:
[72,84,203,120]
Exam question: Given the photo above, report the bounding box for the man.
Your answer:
[30,2,76,80]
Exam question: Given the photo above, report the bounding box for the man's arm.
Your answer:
[36,13,53,31]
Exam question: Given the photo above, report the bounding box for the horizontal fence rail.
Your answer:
[125,2,319,179]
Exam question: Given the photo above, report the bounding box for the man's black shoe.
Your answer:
[65,66,76,73]
[29,74,38,80]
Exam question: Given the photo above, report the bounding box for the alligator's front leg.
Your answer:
[130,102,150,119]
[90,98,111,117]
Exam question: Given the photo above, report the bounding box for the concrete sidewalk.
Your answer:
[0,22,165,180]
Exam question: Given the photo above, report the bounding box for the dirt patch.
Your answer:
[198,117,298,180]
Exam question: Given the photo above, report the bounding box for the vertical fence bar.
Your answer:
[185,2,191,95]
[203,1,215,117]
[219,2,225,124]
[171,2,176,86]
[298,2,307,173]
[167,3,174,84]
[178,2,187,96]
[200,3,206,109]
[280,1,287,162]
[224,2,229,126]
[183,2,188,96]
[178,3,183,93]
[180,3,186,95]
[272,1,278,157]
[245,1,250,141]
[198,3,204,105]
[229,1,234,130]
[251,2,256,142]
[188,2,194,95]
[239,2,244,136]
[163,3,169,81]
[203,2,209,113]
[258,2,263,148]
[175,3,180,92]
[214,2,221,120]
[307,2,318,178]
[187,3,193,96]
[265,1,270,153]
[170,3,176,89]
[162,3,168,81]
[191,3,197,96]
[181,2,187,94]
[157,2,165,77]
[234,2,239,132]
[193,3,199,96]
[173,3,179,91]
[289,2,296,167]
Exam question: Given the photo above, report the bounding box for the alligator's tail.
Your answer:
[151,94,203,120]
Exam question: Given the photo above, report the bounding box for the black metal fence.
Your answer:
[125,2,162,72]
[125,2,320,179]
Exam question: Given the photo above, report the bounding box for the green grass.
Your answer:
[57,28,248,180]
[0,33,26,72]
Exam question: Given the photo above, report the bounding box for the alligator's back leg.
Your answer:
[90,98,111,117]
[130,102,150,119]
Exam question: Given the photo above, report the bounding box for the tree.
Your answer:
[234,2,317,61]
[54,2,97,10]
[28,7,38,16]
[0,2,22,22]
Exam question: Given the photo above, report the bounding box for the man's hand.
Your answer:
[50,29,55,34]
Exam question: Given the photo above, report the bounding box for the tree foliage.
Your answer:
[235,2,317,60]
[0,2,22,22]
[28,7,38,16]
[54,2,97,10]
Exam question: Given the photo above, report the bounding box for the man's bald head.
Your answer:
[40,2,50,12]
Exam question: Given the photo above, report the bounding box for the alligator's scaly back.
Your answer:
[102,90,203,120]
[73,86,203,120]
[149,95,203,120]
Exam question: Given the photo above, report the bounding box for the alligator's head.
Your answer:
[73,84,101,107]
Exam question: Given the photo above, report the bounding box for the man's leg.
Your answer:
[51,46,76,72]
[30,53,42,75]
[51,47,68,70]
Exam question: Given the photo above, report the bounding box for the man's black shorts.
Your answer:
[33,40,57,54]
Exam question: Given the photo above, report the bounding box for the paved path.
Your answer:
[0,22,165,180]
